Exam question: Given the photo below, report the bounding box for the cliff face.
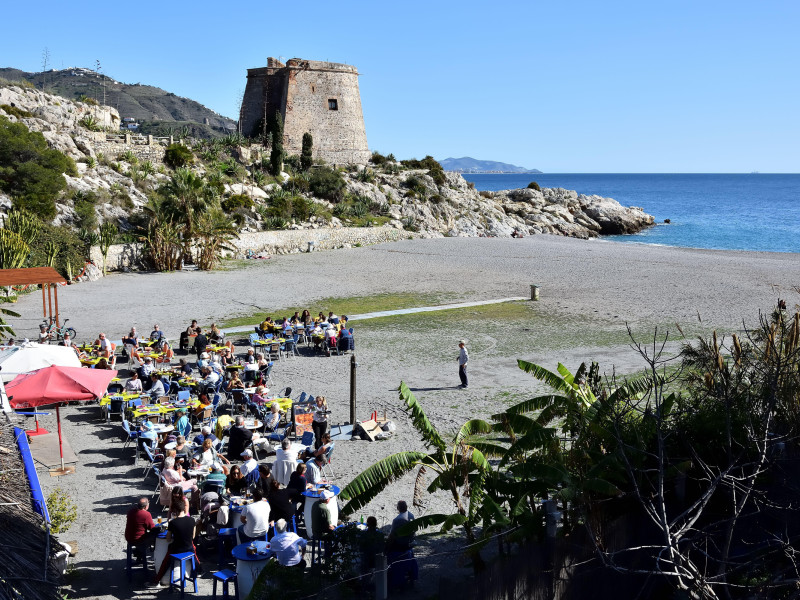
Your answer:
[343,170,654,239]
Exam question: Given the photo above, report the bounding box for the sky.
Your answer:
[2,0,798,173]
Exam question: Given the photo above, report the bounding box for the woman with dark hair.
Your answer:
[301,310,312,326]
[227,465,248,496]
[267,478,295,523]
[287,463,308,500]
[169,486,190,518]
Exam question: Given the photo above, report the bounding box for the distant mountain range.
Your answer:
[439,157,542,174]
[0,67,236,138]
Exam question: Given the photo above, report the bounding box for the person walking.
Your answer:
[457,340,469,389]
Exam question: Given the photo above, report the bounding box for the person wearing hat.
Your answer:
[311,490,336,541]
[457,340,469,389]
[197,352,211,370]
[239,449,258,478]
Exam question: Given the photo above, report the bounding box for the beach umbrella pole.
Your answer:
[57,404,64,471]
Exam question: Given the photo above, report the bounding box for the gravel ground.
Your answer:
[12,235,800,599]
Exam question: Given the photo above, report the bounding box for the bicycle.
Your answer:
[42,317,77,343]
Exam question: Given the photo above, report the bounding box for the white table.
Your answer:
[232,541,270,598]
[153,527,182,585]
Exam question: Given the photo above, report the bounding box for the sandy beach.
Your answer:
[15,235,800,599]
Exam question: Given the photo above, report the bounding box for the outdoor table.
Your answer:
[81,356,108,366]
[302,484,341,531]
[178,379,198,387]
[209,345,227,353]
[132,405,163,419]
[77,343,98,352]
[225,364,244,371]
[251,338,270,347]
[188,467,209,482]
[232,540,271,598]
[153,424,174,435]
[243,419,262,430]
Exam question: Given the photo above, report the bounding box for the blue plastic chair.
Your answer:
[121,419,139,449]
[177,390,191,402]
[126,542,148,581]
[217,528,238,565]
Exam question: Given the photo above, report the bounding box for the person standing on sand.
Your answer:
[458,340,469,389]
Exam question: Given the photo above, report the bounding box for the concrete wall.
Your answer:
[90,226,414,272]
[90,133,171,165]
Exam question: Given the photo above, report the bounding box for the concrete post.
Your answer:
[374,553,388,600]
[350,354,357,425]
[530,284,540,301]
[147,135,154,146]
[124,134,131,145]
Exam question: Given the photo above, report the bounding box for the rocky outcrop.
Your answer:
[344,170,654,240]
[0,84,653,241]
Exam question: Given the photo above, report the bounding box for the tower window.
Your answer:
[328,99,338,111]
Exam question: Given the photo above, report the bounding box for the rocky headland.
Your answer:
[0,83,653,241]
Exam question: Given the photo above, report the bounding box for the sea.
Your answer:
[461,174,800,254]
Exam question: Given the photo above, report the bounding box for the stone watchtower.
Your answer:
[240,57,370,165]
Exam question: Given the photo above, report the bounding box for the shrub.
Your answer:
[0,104,33,119]
[349,201,369,218]
[479,190,493,198]
[119,150,138,164]
[85,156,96,169]
[46,488,78,534]
[269,111,284,176]
[139,160,154,177]
[527,181,541,191]
[78,114,100,131]
[163,143,194,169]
[263,216,288,230]
[77,95,98,106]
[403,174,428,198]
[28,222,85,277]
[301,133,313,171]
[308,166,346,202]
[291,196,315,221]
[72,190,98,231]
[221,194,254,213]
[356,168,376,184]
[370,151,387,166]
[0,115,77,220]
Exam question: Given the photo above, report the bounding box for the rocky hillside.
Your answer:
[0,83,653,241]
[0,67,235,136]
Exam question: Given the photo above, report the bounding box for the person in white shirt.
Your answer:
[270,518,306,568]
[305,455,324,486]
[238,487,271,544]
[274,438,299,485]
[149,374,166,400]
[458,340,469,389]
[240,449,258,478]
[125,372,143,393]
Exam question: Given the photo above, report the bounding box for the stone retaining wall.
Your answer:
[90,226,414,272]
[90,133,171,165]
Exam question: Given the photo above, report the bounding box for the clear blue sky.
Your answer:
[2,0,798,172]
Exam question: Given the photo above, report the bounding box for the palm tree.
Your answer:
[340,383,493,549]
[156,168,210,246]
[194,208,238,270]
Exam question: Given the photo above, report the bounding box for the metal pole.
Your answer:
[374,553,387,600]
[41,285,46,318]
[47,284,53,326]
[54,285,60,327]
[57,404,64,471]
[349,354,356,425]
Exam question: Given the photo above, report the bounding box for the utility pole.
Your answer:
[349,354,357,425]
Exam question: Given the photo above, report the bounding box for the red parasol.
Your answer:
[7,365,118,471]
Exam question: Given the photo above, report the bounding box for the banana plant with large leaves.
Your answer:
[339,382,493,546]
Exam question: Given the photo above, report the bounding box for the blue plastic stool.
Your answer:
[169,552,198,596]
[218,528,238,565]
[126,543,147,581]
[212,569,239,599]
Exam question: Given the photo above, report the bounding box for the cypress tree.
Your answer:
[301,132,313,171]
[269,111,284,176]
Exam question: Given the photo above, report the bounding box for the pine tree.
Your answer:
[301,132,314,171]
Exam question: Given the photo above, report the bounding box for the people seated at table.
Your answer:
[173,435,192,468]
[273,438,299,486]
[311,323,324,350]
[386,500,416,552]
[237,487,271,545]
[151,499,200,586]
[225,372,244,393]
[311,490,336,540]
[125,497,157,562]
[139,357,155,387]
[156,340,174,364]
[271,518,307,568]
[220,347,235,368]
[62,331,75,348]
[95,357,111,370]
[160,457,198,508]
[174,409,191,438]
[175,358,193,377]
[251,385,268,406]
[227,415,254,461]
[122,326,139,349]
[180,320,199,351]
[125,371,143,393]
[193,331,208,359]
[94,332,115,364]
[149,324,165,350]
[202,463,228,493]
[197,366,219,400]
[266,479,295,524]
[243,347,257,370]
[193,437,230,473]
[256,352,269,370]
[328,311,339,324]
[226,464,248,496]
[139,420,158,447]
[259,316,273,335]
[324,326,337,355]
[255,463,275,497]
[149,373,166,400]
[306,455,325,486]
[301,309,313,326]
[209,323,224,344]
[290,311,301,325]
[196,351,211,370]
[288,463,309,498]
[265,401,284,431]
[338,326,354,352]
[240,449,258,478]
[302,432,331,462]
[192,425,217,447]
[168,486,190,519]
